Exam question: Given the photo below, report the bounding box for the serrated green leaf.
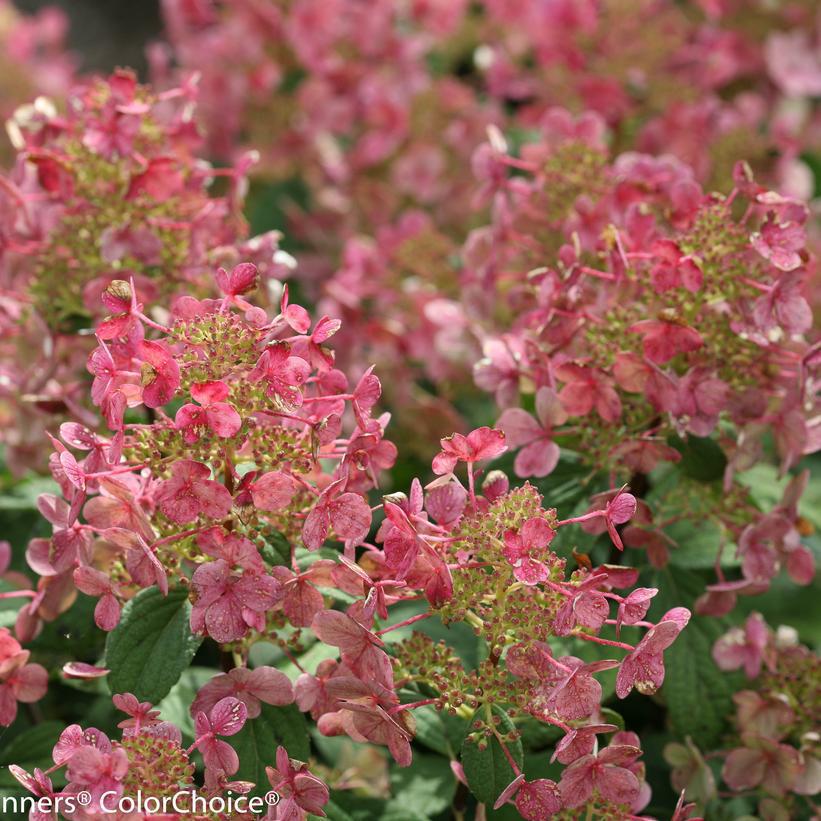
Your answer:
[412,705,466,757]
[155,666,215,739]
[666,519,738,569]
[653,569,737,748]
[390,751,457,817]
[0,722,66,788]
[668,435,727,482]
[231,704,309,797]
[104,587,202,703]
[461,707,523,807]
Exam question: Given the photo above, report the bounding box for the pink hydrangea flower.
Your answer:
[497,387,568,478]
[191,697,248,776]
[265,746,330,819]
[559,744,642,809]
[175,381,242,444]
[190,560,282,643]
[155,459,233,525]
[503,517,556,584]
[192,666,294,719]
[616,607,691,697]
[432,426,506,475]
[0,629,48,726]
[712,612,775,679]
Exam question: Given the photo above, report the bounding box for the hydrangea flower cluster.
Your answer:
[11,690,328,820]
[0,0,75,166]
[20,266,393,640]
[0,6,816,821]
[456,120,819,609]
[0,69,291,472]
[151,3,821,457]
[8,269,700,819]
[157,0,820,212]
[662,615,821,818]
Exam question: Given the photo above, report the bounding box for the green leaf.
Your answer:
[0,722,66,788]
[461,707,523,807]
[390,751,457,817]
[411,705,467,758]
[599,707,626,732]
[667,435,727,482]
[666,519,738,569]
[320,798,358,821]
[653,569,738,748]
[155,666,215,739]
[515,715,563,751]
[104,587,202,703]
[231,704,309,797]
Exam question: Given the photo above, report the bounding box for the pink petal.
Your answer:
[514,440,560,478]
[329,493,372,543]
[250,472,295,512]
[496,408,542,448]
[208,697,248,736]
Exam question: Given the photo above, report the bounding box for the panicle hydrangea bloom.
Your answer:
[661,617,821,815]
[9,690,327,820]
[19,263,395,644]
[13,262,696,818]
[149,1,821,421]
[0,70,292,473]
[0,0,75,165]
[460,119,818,607]
[157,0,820,205]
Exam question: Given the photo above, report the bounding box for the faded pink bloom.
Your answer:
[311,610,388,683]
[733,690,794,740]
[722,737,801,796]
[474,337,523,408]
[494,775,561,819]
[616,607,691,698]
[552,723,619,764]
[322,676,414,767]
[175,381,242,443]
[250,342,311,409]
[155,459,233,524]
[216,263,258,297]
[138,339,181,407]
[64,744,129,813]
[432,426,506,475]
[649,239,703,293]
[503,517,556,584]
[198,527,264,572]
[73,566,121,631]
[112,693,161,733]
[0,628,48,726]
[712,612,774,679]
[497,387,567,478]
[559,744,642,808]
[192,666,294,719]
[752,271,812,335]
[616,587,657,634]
[629,319,703,364]
[537,657,620,721]
[578,487,638,551]
[265,746,330,819]
[192,697,248,775]
[751,216,804,272]
[249,471,295,512]
[302,479,372,550]
[555,364,622,423]
[190,560,281,643]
